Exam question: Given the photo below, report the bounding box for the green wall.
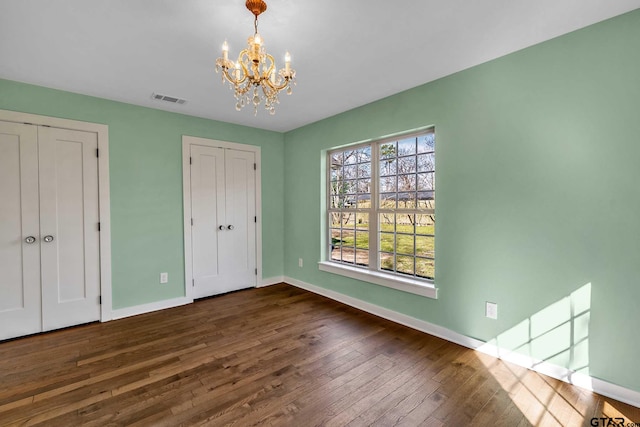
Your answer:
[283,9,640,392]
[0,79,285,309]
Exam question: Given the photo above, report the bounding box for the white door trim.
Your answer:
[0,109,113,322]
[182,135,262,302]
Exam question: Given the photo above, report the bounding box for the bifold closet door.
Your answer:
[191,145,226,298]
[38,127,101,332]
[222,148,256,291]
[0,122,42,341]
[190,144,256,298]
[0,122,100,341]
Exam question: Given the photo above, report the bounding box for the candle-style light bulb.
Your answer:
[254,33,262,45]
[234,62,241,80]
[284,51,291,74]
[222,40,229,61]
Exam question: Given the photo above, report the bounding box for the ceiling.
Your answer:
[1,1,639,132]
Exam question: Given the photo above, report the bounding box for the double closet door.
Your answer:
[189,144,257,298]
[0,121,100,341]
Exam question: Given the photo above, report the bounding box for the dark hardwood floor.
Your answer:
[0,284,637,426]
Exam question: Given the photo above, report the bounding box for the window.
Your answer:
[323,129,436,297]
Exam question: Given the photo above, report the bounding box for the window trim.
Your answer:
[318,261,437,299]
[322,128,437,299]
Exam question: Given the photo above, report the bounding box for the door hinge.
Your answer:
[254,216,257,223]
[190,157,193,165]
[253,163,256,170]
[255,268,258,275]
[191,218,193,226]
[98,222,101,231]
[192,279,195,287]
[96,148,99,158]
[98,295,102,304]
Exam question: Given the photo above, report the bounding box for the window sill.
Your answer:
[317,261,438,299]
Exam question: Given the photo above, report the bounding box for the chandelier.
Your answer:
[215,0,296,115]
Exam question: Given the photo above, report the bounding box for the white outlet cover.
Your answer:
[299,258,303,268]
[486,302,498,319]
[160,272,168,284]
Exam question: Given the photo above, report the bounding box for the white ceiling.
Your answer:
[1,1,638,132]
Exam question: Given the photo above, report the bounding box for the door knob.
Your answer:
[227,225,234,230]
[218,225,225,231]
[25,236,36,244]
[43,235,54,243]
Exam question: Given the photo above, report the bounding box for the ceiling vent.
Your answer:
[151,93,187,105]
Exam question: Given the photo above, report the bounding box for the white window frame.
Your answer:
[319,129,437,299]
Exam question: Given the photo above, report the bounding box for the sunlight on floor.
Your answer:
[475,282,639,425]
[477,353,592,426]
[477,283,594,425]
[602,401,640,424]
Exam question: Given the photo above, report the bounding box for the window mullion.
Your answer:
[327,154,334,262]
[326,155,331,262]
[370,143,379,272]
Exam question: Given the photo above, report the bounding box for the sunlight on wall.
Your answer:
[477,283,595,425]
[482,283,592,379]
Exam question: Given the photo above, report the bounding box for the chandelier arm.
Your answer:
[261,54,289,90]
[221,66,247,86]
[264,54,276,80]
[260,83,279,111]
[236,50,253,85]
[263,76,290,91]
[262,79,277,96]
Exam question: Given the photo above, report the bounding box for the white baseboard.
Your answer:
[284,276,640,408]
[110,296,193,320]
[259,276,285,287]
[109,276,285,321]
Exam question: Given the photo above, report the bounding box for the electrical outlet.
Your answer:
[298,258,303,268]
[160,272,168,284]
[486,302,498,319]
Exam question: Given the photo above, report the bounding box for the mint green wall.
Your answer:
[283,9,640,392]
[0,79,285,309]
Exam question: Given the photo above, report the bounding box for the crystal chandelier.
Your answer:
[215,0,296,116]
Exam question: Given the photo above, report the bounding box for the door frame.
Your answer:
[0,109,113,322]
[182,135,262,301]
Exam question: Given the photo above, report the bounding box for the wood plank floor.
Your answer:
[0,284,638,426]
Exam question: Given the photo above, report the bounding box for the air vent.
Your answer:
[151,93,187,105]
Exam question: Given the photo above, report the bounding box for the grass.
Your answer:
[331,220,435,279]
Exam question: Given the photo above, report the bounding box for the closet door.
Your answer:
[0,122,41,341]
[189,144,257,298]
[191,145,226,298]
[38,127,100,331]
[220,149,256,291]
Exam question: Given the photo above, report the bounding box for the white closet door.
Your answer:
[190,145,256,298]
[191,145,226,298]
[0,122,41,341]
[38,127,100,331]
[220,149,256,291]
